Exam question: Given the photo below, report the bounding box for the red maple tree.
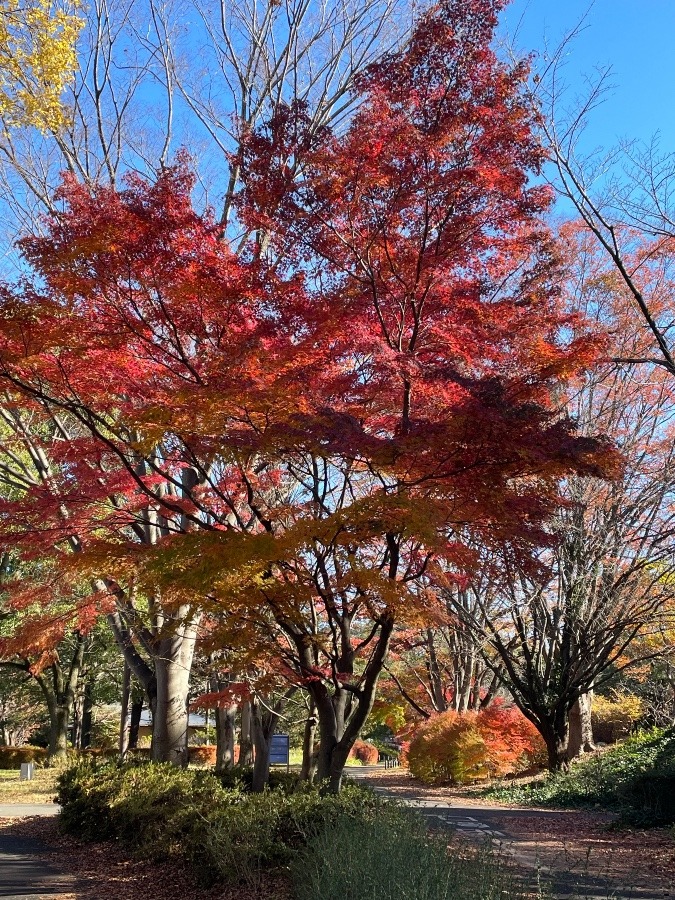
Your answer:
[0,0,617,788]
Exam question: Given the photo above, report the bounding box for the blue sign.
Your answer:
[270,733,290,766]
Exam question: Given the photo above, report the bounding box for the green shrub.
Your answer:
[200,781,384,887]
[0,745,48,768]
[57,759,384,887]
[292,807,526,900]
[217,764,304,794]
[57,759,124,840]
[217,763,250,791]
[486,728,675,825]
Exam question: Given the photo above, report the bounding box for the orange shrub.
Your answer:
[476,703,545,776]
[348,740,379,764]
[188,745,216,765]
[407,711,485,785]
[407,704,545,785]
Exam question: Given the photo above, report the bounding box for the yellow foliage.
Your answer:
[407,712,489,785]
[0,0,82,131]
[592,691,644,743]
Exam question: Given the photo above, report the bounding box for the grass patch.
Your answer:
[0,768,59,805]
[292,807,526,900]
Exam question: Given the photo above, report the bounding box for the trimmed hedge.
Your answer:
[0,745,48,767]
[188,745,217,765]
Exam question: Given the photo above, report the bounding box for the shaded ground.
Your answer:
[0,817,291,900]
[0,820,74,899]
[353,768,675,898]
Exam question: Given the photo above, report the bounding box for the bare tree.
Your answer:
[449,250,675,768]
[510,20,675,382]
[0,0,419,257]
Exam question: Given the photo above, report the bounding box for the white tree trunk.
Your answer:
[151,612,200,765]
[568,692,595,758]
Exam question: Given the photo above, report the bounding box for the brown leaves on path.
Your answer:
[0,817,292,900]
[356,769,675,896]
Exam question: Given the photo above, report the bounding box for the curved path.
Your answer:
[349,766,674,899]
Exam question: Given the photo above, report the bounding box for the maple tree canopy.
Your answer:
[0,0,618,713]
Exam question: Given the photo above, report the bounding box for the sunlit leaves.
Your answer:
[0,0,82,131]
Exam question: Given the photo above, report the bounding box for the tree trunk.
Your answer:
[119,662,131,759]
[314,690,352,792]
[310,617,394,793]
[455,653,475,714]
[129,693,143,750]
[301,703,318,782]
[568,692,595,758]
[250,691,295,792]
[215,704,237,772]
[542,715,571,772]
[239,701,254,766]
[251,706,273,792]
[37,633,85,765]
[106,606,157,714]
[152,642,190,764]
[80,679,93,749]
[327,743,352,794]
[426,630,447,712]
[72,690,83,749]
[47,702,70,762]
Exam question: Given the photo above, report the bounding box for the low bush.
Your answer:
[125,747,152,760]
[57,760,384,887]
[292,807,526,900]
[485,728,675,825]
[80,747,118,760]
[188,745,216,766]
[592,692,644,743]
[348,740,379,765]
[0,745,48,767]
[217,764,304,794]
[408,705,544,785]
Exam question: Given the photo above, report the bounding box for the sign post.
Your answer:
[269,733,290,773]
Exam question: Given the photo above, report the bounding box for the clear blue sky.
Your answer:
[500,1,675,152]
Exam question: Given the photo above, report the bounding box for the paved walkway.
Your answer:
[0,806,59,818]
[0,805,72,899]
[348,766,674,899]
[0,832,73,899]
